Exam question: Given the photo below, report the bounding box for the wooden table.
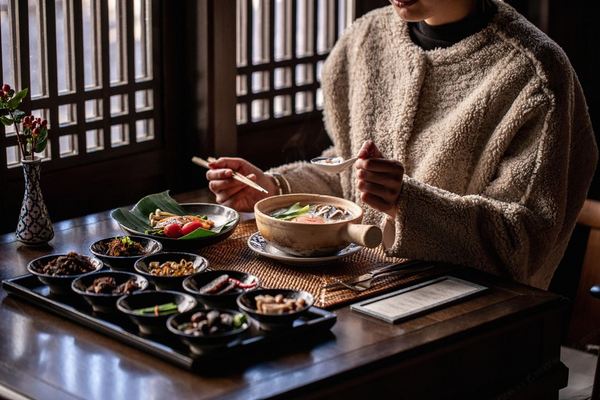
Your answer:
[0,192,569,399]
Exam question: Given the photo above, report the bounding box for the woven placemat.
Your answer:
[199,220,454,309]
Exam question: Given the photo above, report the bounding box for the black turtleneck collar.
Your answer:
[408,0,497,51]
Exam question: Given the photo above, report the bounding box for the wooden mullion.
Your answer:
[311,0,318,110]
[238,109,322,130]
[17,0,31,119]
[237,82,319,102]
[236,53,328,74]
[100,0,111,150]
[72,0,86,158]
[151,0,161,145]
[290,0,297,114]
[125,0,136,145]
[245,0,253,124]
[334,0,340,41]
[44,0,60,161]
[0,1,5,170]
[268,0,275,121]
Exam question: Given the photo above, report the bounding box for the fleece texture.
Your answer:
[268,1,598,289]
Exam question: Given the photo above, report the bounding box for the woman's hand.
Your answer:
[206,157,278,212]
[355,140,404,217]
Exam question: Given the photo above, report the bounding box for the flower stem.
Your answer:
[8,110,27,161]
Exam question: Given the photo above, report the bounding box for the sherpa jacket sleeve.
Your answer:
[385,63,598,288]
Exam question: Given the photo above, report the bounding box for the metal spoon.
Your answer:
[310,156,358,174]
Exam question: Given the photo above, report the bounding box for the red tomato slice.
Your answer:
[163,223,183,238]
[181,221,203,236]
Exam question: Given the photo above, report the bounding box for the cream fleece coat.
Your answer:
[269,1,598,289]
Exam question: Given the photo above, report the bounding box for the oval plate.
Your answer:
[247,232,361,266]
[111,203,240,250]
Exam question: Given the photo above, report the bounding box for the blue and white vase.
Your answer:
[15,158,54,245]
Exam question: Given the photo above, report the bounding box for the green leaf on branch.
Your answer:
[0,116,14,126]
[34,129,48,152]
[7,88,28,109]
[12,110,25,122]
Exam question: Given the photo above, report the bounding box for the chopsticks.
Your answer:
[191,156,269,194]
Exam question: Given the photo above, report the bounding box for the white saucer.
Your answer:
[247,232,362,266]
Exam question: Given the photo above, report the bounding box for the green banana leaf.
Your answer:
[111,191,236,240]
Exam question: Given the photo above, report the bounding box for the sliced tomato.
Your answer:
[163,223,183,238]
[181,220,204,236]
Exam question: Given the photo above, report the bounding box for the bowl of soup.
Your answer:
[254,194,382,257]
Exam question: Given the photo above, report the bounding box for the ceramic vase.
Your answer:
[15,158,54,245]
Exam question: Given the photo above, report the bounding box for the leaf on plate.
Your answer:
[111,191,236,240]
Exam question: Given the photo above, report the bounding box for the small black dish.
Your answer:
[236,289,314,331]
[90,235,162,271]
[167,309,249,354]
[134,252,208,290]
[27,253,103,296]
[182,270,259,308]
[71,271,149,313]
[116,290,197,335]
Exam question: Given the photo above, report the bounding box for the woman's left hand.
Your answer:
[355,140,404,217]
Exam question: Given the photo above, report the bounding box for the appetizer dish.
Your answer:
[86,276,141,295]
[270,202,353,224]
[147,209,215,239]
[33,252,97,276]
[90,235,162,271]
[147,259,197,277]
[117,290,197,335]
[27,253,103,295]
[183,270,259,307]
[71,271,148,313]
[167,309,250,352]
[111,191,239,247]
[135,252,208,290]
[254,293,307,315]
[237,289,314,330]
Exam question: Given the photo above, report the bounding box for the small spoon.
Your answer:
[310,156,358,174]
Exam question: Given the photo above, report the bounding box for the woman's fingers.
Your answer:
[356,179,397,202]
[207,157,245,170]
[206,168,233,181]
[357,168,402,187]
[357,140,383,159]
[355,158,404,174]
[360,192,391,213]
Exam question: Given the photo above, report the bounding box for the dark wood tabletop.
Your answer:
[0,191,569,400]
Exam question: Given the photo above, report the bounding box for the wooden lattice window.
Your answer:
[0,0,160,173]
[235,0,355,128]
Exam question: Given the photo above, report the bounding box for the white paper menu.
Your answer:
[350,276,487,323]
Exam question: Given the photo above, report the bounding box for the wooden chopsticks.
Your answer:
[191,156,269,194]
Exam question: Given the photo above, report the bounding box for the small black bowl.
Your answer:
[90,236,162,271]
[116,290,197,335]
[27,253,104,295]
[182,270,259,308]
[167,309,249,354]
[134,252,208,290]
[71,271,149,313]
[236,289,314,330]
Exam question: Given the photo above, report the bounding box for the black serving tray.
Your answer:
[2,273,337,371]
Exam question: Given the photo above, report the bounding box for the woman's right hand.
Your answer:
[206,157,278,211]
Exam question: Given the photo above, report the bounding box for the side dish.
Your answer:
[176,310,246,336]
[35,252,96,276]
[132,302,179,316]
[146,209,215,238]
[254,294,307,315]
[96,236,146,257]
[148,259,196,276]
[86,276,141,295]
[199,274,258,295]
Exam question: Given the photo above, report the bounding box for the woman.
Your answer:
[206,0,597,289]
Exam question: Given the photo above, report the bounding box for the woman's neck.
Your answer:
[424,0,477,26]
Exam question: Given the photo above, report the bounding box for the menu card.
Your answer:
[350,276,487,323]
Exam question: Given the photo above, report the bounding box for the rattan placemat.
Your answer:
[199,220,454,309]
